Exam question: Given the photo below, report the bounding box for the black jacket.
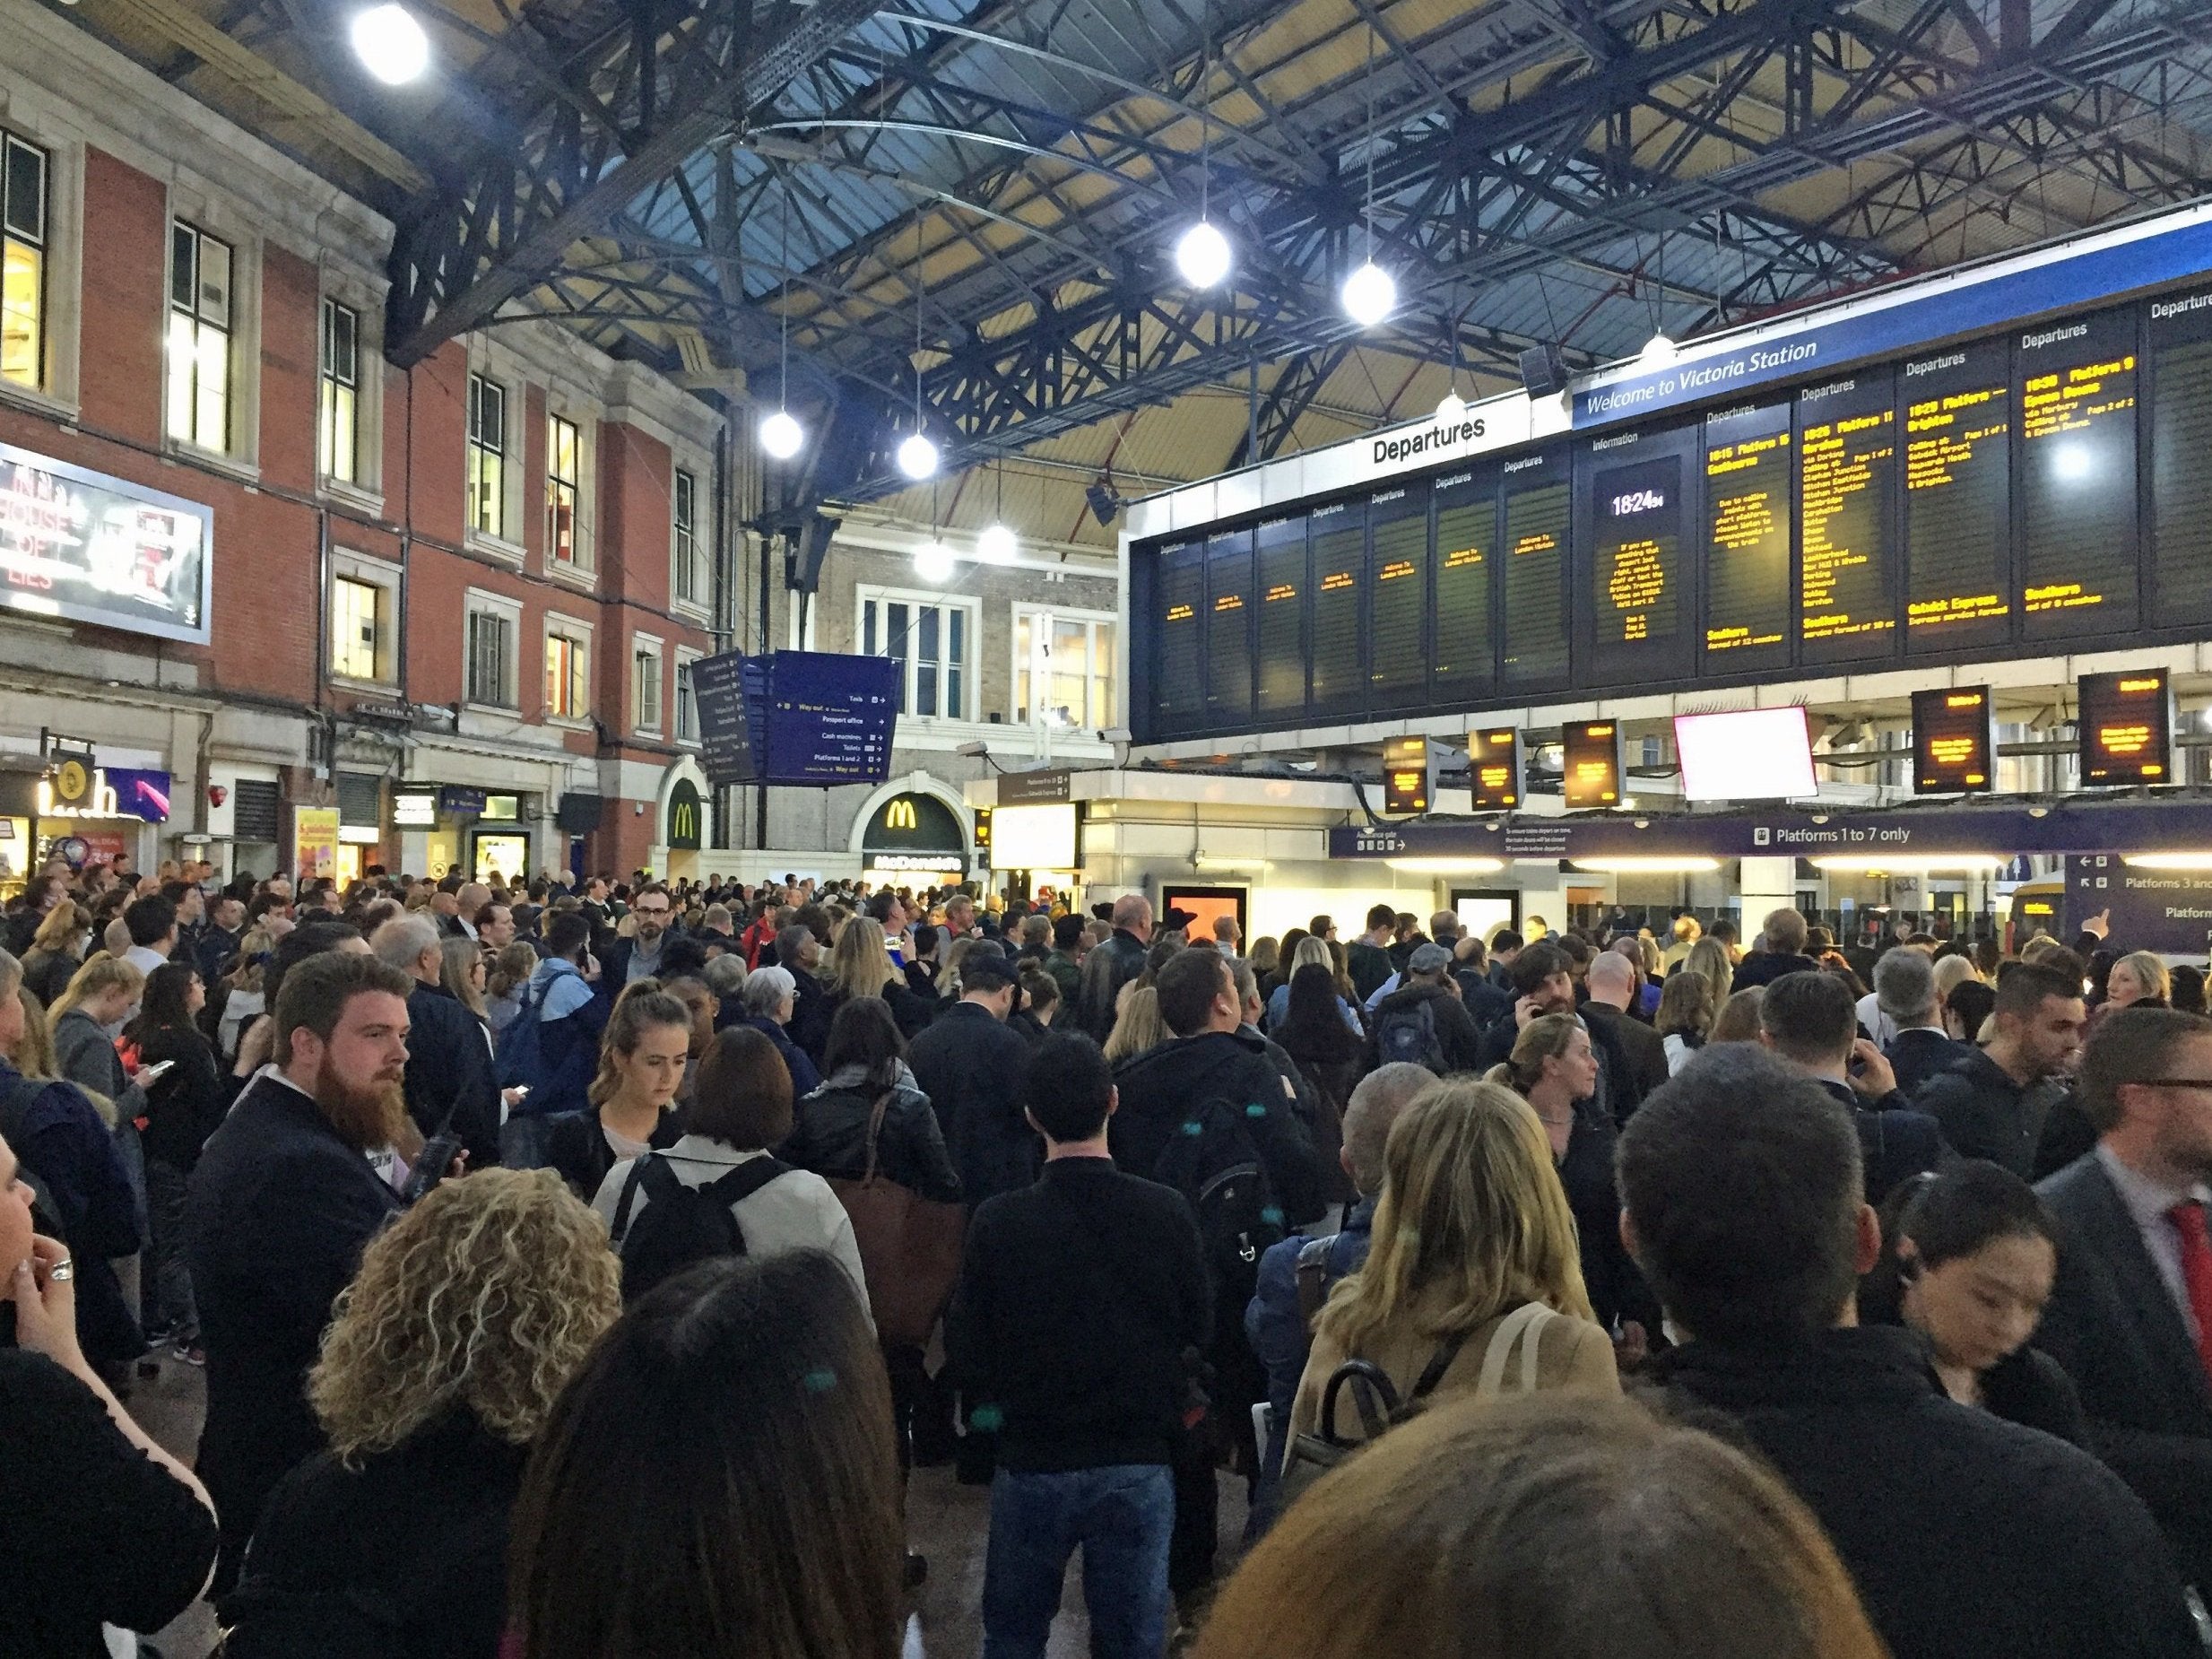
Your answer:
[816,975,937,1050]
[1456,968,1513,1029]
[1914,1048,2064,1179]
[2036,1151,2212,1591]
[221,1409,527,1659]
[1364,978,1484,1073]
[1110,1029,1326,1228]
[784,962,836,1064]
[948,1157,1210,1472]
[1557,1096,1659,1334]
[1076,928,1148,1040]
[1813,1077,1947,1206]
[1345,940,1394,1003]
[1652,1327,2198,1659]
[187,1072,401,1586]
[136,1023,239,1172]
[1731,949,1819,990]
[1886,1027,1973,1099]
[542,1104,685,1204]
[1582,1001,1669,1112]
[783,1077,963,1203]
[907,1002,1039,1210]
[403,981,501,1171]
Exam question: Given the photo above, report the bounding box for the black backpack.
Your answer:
[1151,1096,1285,1303]
[608,1151,792,1304]
[1374,997,1446,1073]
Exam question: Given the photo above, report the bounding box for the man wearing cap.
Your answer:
[1363,942,1485,1073]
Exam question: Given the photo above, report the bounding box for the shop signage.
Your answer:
[293,806,340,881]
[439,786,487,816]
[39,767,170,824]
[867,853,965,873]
[0,442,213,644]
[862,792,966,858]
[393,791,438,827]
[997,768,1073,805]
[230,780,282,845]
[666,778,703,850]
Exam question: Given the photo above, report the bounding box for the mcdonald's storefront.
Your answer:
[662,772,707,883]
[862,789,970,882]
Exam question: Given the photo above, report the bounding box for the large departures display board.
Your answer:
[1133,270,2212,744]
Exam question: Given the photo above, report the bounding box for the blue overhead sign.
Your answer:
[692,649,898,788]
[1572,205,2212,429]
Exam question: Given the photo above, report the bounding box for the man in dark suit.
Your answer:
[1917,960,2085,1177]
[2036,1005,2212,1593]
[907,951,1038,1212]
[1758,969,1946,1206]
[1583,949,1669,1112]
[368,915,500,1171]
[1874,947,1971,1097]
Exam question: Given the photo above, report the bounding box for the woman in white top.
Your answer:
[545,984,690,1203]
[593,1024,871,1319]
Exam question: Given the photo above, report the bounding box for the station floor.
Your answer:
[133,1350,1249,1656]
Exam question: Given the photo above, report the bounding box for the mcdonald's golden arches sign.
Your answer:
[665,778,704,850]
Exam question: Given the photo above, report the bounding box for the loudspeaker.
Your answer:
[1519,344,1569,398]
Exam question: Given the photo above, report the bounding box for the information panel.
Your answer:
[1580,430,1691,685]
[1307,501,1365,717]
[1911,685,1996,795]
[1431,470,1494,703]
[1368,485,1429,712]
[1799,373,1897,663]
[760,651,900,786]
[1204,527,1253,728]
[1500,453,1571,690]
[1469,726,1522,811]
[1253,515,1307,717]
[1703,403,1792,674]
[1903,341,2011,651]
[2078,668,2173,786]
[1563,720,1623,809]
[1155,540,1205,736]
[2148,290,2212,629]
[2020,308,2138,638]
[1383,735,1432,814]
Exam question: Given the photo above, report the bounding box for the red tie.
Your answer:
[2168,1202,2212,1385]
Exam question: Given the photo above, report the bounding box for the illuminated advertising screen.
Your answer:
[2078,668,2173,786]
[1911,685,1996,794]
[1672,708,1816,802]
[0,442,211,644]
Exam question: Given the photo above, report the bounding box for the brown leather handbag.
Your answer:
[826,1090,967,1348]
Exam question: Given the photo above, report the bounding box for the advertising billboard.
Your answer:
[0,443,212,644]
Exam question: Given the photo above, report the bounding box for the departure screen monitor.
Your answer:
[1672,707,1817,802]
[1383,735,1432,815]
[1912,685,1996,794]
[1562,720,1624,809]
[1469,727,1522,811]
[2078,668,2173,786]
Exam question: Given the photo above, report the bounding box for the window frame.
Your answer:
[1,130,49,395]
[462,587,523,712]
[466,371,508,544]
[325,548,403,691]
[674,647,703,745]
[166,219,234,456]
[545,411,580,568]
[542,612,594,725]
[631,630,664,736]
[317,296,360,487]
[671,466,711,615]
[1011,603,1119,731]
[856,585,979,722]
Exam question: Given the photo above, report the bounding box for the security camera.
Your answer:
[956,740,990,758]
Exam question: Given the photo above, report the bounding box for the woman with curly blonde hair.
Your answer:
[217,1168,621,1657]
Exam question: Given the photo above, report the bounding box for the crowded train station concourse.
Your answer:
[10,0,2212,1652]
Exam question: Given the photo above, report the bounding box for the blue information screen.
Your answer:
[693,650,898,786]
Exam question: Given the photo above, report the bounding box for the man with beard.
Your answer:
[184,947,417,1592]
[599,882,677,989]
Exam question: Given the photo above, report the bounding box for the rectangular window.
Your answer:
[467,374,505,538]
[166,221,232,450]
[675,658,699,743]
[672,469,706,605]
[330,575,380,680]
[318,298,359,484]
[465,608,515,707]
[546,413,580,565]
[545,626,589,719]
[1014,607,1117,728]
[1,133,47,391]
[634,641,663,732]
[860,592,974,719]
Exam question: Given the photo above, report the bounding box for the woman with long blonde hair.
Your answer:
[1681,935,1735,1029]
[818,914,933,1039]
[221,1168,622,1655]
[21,899,90,1007]
[1289,1079,1618,1450]
[1103,983,1170,1063]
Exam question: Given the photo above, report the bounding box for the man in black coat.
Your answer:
[1873,946,1971,1097]
[185,951,416,1591]
[369,916,501,1171]
[1918,960,2086,1177]
[1729,905,1820,990]
[1582,949,1669,1111]
[1758,969,1946,1206]
[2036,1006,2212,1594]
[776,924,835,1064]
[1074,893,1151,1041]
[1620,1044,2199,1659]
[906,952,1037,1212]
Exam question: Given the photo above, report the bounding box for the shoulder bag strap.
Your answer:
[859,1089,895,1186]
[1475,1301,1557,1401]
[1408,1326,1475,1403]
[609,1151,656,1244]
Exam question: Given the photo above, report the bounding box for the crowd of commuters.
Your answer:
[5,854,2212,1659]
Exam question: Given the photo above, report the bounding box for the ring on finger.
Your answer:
[48,1259,74,1282]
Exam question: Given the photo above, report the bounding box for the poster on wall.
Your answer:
[0,443,213,644]
[293,807,340,882]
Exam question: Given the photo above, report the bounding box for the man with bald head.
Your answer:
[447,882,492,942]
[1582,948,1670,1115]
[1075,893,1152,1041]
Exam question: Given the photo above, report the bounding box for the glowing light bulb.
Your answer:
[1175,220,1232,290]
[1436,388,1466,424]
[896,431,940,481]
[978,523,1018,564]
[914,541,956,583]
[1639,332,1678,364]
[1340,261,1396,328]
[351,4,429,84]
[758,409,804,460]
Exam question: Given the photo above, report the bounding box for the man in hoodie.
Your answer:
[497,910,607,1167]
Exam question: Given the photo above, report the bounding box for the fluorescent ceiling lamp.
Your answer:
[1674,707,1817,802]
[1808,855,2007,873]
[758,409,804,460]
[351,4,429,83]
[896,431,939,481]
[1387,856,1505,874]
[912,542,956,583]
[1340,261,1397,328]
[977,523,1018,564]
[1572,856,1722,873]
[1194,855,1270,871]
[2124,853,2212,871]
[1175,220,1232,289]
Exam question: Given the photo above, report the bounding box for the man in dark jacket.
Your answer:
[186,950,416,1592]
[776,924,835,1064]
[907,951,1037,1211]
[1875,947,1970,1097]
[2035,1007,2212,1595]
[1453,934,1514,1029]
[1075,893,1151,1040]
[1730,905,1820,990]
[1758,969,1945,1206]
[369,916,500,1172]
[1365,943,1482,1073]
[1620,1044,2199,1659]
[1043,913,1086,1005]
[1917,960,2085,1177]
[949,1032,1210,1658]
[1583,949,1669,1110]
[1345,904,1398,1003]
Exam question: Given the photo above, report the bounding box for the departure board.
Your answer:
[1431,471,1495,703]
[1500,454,1571,690]
[1155,540,1205,735]
[1911,684,1995,794]
[1383,735,1432,814]
[1306,501,1365,717]
[1253,515,1307,717]
[1580,431,1691,684]
[1469,726,1522,810]
[2020,308,2138,638]
[1368,486,1429,711]
[1563,720,1623,809]
[1799,373,1897,663]
[2149,290,2212,629]
[1703,403,1792,674]
[2078,668,2173,786]
[1204,528,1253,727]
[1904,340,2011,652]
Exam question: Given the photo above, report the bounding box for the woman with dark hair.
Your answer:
[1264,927,1309,999]
[1272,960,1365,1194]
[784,997,960,1203]
[124,961,237,1363]
[506,1251,905,1659]
[1861,1160,2083,1443]
[2172,963,2208,1016]
[1945,979,1998,1045]
[542,986,690,1204]
[594,1026,870,1314]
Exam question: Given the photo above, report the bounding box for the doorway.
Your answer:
[1452,887,1520,946]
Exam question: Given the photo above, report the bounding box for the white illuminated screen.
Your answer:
[992,803,1077,869]
[1672,708,1817,802]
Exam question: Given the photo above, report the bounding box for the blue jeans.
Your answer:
[983,1464,1174,1659]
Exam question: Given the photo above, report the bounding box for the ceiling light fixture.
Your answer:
[896,431,939,481]
[1175,220,1232,290]
[1175,2,1232,291]
[914,540,956,583]
[896,204,937,482]
[1342,24,1394,329]
[978,456,1017,563]
[759,410,804,461]
[759,193,804,462]
[351,3,429,84]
